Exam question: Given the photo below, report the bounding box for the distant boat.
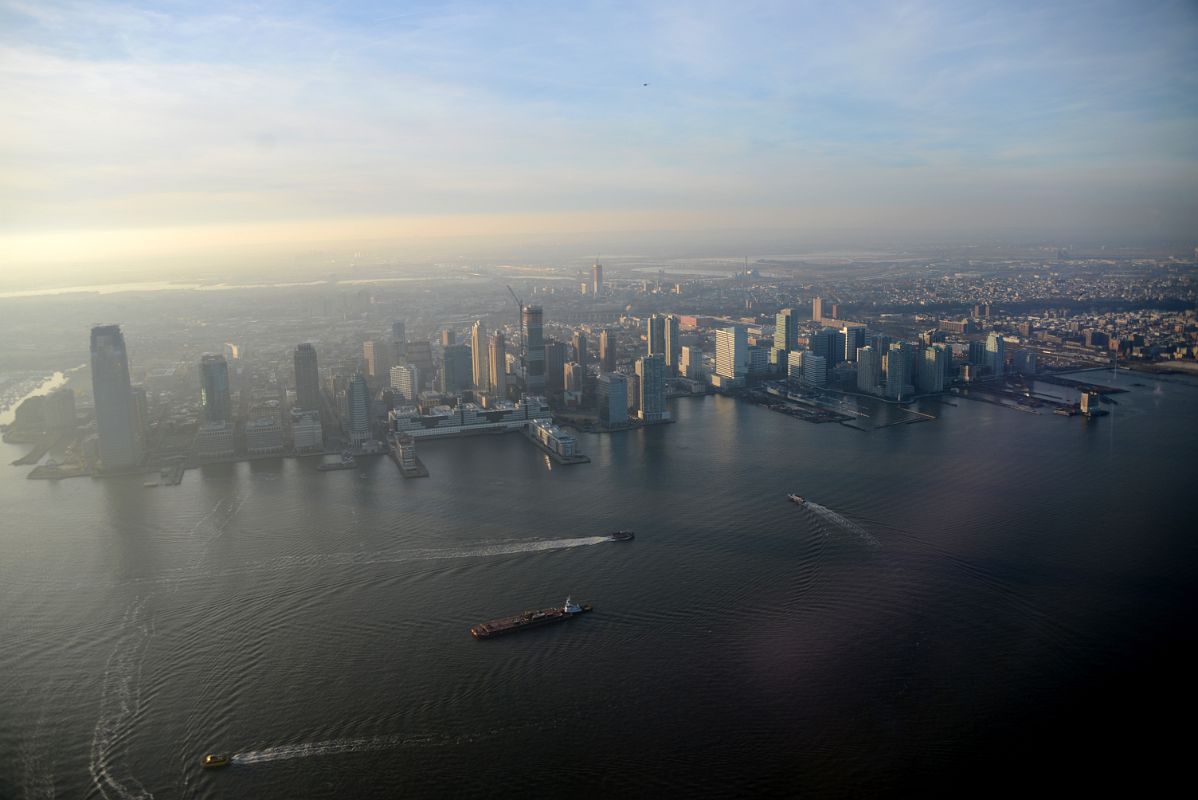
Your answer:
[788,494,806,506]
[470,597,592,639]
[609,530,635,542]
[201,753,230,769]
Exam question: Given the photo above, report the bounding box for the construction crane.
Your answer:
[506,285,524,334]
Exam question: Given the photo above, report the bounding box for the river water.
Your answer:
[1,370,1194,797]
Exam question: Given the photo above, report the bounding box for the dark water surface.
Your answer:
[2,370,1195,797]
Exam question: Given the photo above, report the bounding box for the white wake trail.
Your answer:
[233,734,430,765]
[804,502,880,546]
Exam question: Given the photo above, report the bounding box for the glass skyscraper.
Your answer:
[90,324,141,470]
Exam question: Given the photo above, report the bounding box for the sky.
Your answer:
[1,0,1196,282]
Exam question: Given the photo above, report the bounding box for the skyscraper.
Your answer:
[347,373,370,448]
[803,354,827,387]
[886,342,910,400]
[471,320,489,390]
[775,308,799,353]
[294,343,321,411]
[441,344,472,394]
[406,340,434,389]
[597,373,627,425]
[857,346,881,393]
[564,361,585,393]
[812,297,824,321]
[522,305,545,392]
[680,346,701,379]
[489,332,507,397]
[918,345,948,393]
[390,364,419,402]
[440,328,455,346]
[599,329,617,372]
[986,332,1006,377]
[636,354,668,422]
[544,340,566,391]
[714,326,748,387]
[592,262,604,296]
[363,340,392,380]
[647,314,665,356]
[572,330,588,368]
[199,353,232,423]
[808,329,836,382]
[664,314,681,376]
[90,324,141,469]
[842,326,865,362]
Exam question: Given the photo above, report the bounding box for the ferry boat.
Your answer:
[470,597,592,639]
[609,530,635,541]
[788,494,806,506]
[201,754,230,769]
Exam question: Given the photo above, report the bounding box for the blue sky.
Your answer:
[1,0,1195,272]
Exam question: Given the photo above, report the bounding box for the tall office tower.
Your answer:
[803,354,828,387]
[664,314,681,376]
[363,340,392,380]
[968,340,986,365]
[544,340,567,391]
[522,305,545,392]
[488,332,507,397]
[90,324,141,470]
[625,373,640,416]
[392,321,406,347]
[986,333,1006,377]
[406,340,434,389]
[599,329,617,372]
[564,361,585,392]
[870,332,892,357]
[886,343,910,400]
[471,321,489,390]
[441,344,472,394]
[857,346,881,393]
[389,364,419,402]
[918,346,948,393]
[812,296,824,321]
[636,354,667,422]
[346,374,370,448]
[223,342,240,362]
[714,326,748,385]
[842,326,865,362]
[775,308,799,353]
[679,346,701,379]
[199,354,232,423]
[647,314,665,355]
[440,329,455,346]
[807,329,835,382]
[592,262,604,296]
[572,330,588,368]
[597,373,628,425]
[293,343,321,411]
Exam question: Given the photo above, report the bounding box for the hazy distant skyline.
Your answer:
[2,0,1196,282]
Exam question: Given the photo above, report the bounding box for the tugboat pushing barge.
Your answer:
[470,597,592,639]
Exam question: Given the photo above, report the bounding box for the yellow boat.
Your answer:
[201,754,230,769]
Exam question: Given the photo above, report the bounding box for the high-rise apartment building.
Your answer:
[544,340,566,391]
[647,314,665,356]
[886,342,911,400]
[803,354,827,387]
[986,333,1006,377]
[572,330,588,368]
[775,308,799,353]
[363,340,392,380]
[679,346,701,379]
[90,324,141,470]
[522,305,545,392]
[599,329,617,372]
[440,329,455,347]
[293,343,321,411]
[857,346,881,393]
[390,364,419,402]
[471,320,489,390]
[918,346,948,393]
[636,354,668,422]
[441,344,472,394]
[406,340,434,389]
[200,353,232,423]
[842,326,865,362]
[564,362,585,393]
[597,372,627,425]
[812,297,824,321]
[592,262,604,296]
[347,374,370,448]
[489,332,507,397]
[664,314,681,376]
[714,326,748,387]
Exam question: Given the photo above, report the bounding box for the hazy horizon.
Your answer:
[2,0,1196,286]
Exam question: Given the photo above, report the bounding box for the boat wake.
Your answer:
[233,736,401,765]
[262,535,616,571]
[89,596,155,800]
[803,502,880,547]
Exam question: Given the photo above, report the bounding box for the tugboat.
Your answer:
[609,530,635,542]
[201,754,230,769]
[787,494,806,507]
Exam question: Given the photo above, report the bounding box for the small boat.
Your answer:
[610,530,635,542]
[201,754,230,769]
[787,494,806,506]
